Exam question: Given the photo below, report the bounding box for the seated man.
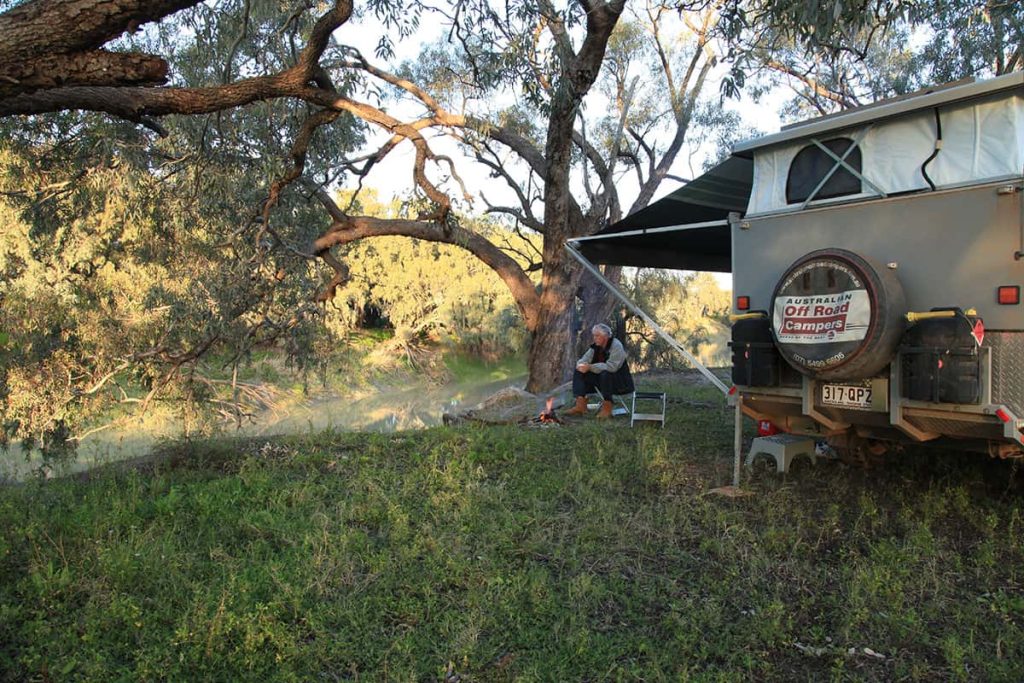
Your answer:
[565,323,635,419]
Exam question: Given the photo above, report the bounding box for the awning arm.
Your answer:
[566,241,730,396]
[571,218,730,243]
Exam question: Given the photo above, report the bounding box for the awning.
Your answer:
[573,156,753,272]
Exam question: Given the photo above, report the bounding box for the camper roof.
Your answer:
[733,71,1024,157]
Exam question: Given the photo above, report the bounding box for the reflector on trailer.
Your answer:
[737,296,750,311]
[997,285,1020,305]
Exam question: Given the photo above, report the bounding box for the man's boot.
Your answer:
[565,396,589,416]
[596,400,613,419]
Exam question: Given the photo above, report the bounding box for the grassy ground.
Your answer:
[2,379,1023,681]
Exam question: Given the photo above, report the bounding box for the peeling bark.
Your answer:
[0,51,168,97]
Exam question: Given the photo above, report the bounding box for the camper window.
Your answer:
[786,138,862,204]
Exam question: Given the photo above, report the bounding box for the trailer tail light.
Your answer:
[737,296,750,311]
[997,285,1020,305]
[996,408,1012,423]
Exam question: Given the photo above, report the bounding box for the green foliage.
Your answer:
[3,381,1024,680]
[325,192,538,360]
[0,116,538,465]
[723,0,1022,117]
[910,0,1024,82]
[622,270,732,369]
[328,233,531,358]
[0,107,338,466]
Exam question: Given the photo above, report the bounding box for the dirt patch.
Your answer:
[443,384,572,425]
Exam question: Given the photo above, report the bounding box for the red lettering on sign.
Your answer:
[781,315,848,335]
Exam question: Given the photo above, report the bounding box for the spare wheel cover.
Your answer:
[771,248,906,380]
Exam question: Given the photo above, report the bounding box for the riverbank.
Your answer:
[1,347,527,482]
[2,377,1022,680]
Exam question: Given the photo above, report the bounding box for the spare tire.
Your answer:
[770,248,906,380]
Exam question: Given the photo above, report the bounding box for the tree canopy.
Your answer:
[722,0,1023,113]
[2,0,739,394]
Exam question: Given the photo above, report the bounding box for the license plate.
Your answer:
[821,383,874,410]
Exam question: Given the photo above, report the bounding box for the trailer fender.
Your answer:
[771,248,906,380]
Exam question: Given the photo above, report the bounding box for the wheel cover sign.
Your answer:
[773,262,871,345]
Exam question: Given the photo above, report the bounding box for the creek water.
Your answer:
[1,371,528,481]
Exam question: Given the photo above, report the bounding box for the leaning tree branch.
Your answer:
[338,50,551,178]
[0,0,208,98]
[315,248,351,303]
[481,201,545,234]
[307,184,348,223]
[632,29,716,213]
[312,215,542,330]
[222,0,252,84]
[0,51,169,98]
[0,0,353,118]
[494,229,543,272]
[765,58,860,110]
[469,140,542,228]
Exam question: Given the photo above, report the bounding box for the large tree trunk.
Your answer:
[519,0,623,392]
[575,264,622,357]
[524,236,580,393]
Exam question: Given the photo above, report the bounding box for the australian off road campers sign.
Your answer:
[772,258,873,370]
[773,290,871,344]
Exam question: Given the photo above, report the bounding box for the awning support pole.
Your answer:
[734,394,743,487]
[565,242,730,395]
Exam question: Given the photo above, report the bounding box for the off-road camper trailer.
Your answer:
[571,72,1024,460]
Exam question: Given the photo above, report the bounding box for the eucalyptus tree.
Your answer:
[0,100,353,456]
[329,0,737,389]
[1,0,364,454]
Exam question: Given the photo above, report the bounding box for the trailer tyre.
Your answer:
[770,248,905,380]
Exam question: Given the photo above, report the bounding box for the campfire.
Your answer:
[533,397,563,425]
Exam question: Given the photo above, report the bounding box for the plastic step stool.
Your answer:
[746,434,817,473]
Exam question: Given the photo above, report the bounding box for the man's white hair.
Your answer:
[592,323,612,338]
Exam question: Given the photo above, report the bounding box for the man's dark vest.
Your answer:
[590,339,635,395]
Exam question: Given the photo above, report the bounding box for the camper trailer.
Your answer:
[570,72,1024,461]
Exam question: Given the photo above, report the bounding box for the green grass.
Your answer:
[2,381,1024,681]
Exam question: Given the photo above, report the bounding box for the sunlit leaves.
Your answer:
[622,270,731,369]
[324,191,535,356]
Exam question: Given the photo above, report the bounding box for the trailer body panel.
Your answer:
[732,181,1023,331]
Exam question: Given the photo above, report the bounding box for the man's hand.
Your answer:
[577,363,590,373]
